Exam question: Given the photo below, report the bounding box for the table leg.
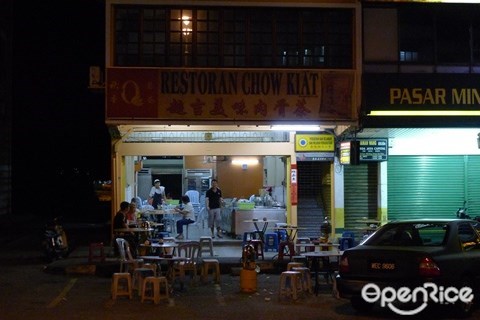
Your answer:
[313,257,319,296]
[260,223,269,243]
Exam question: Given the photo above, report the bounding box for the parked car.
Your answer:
[336,219,480,317]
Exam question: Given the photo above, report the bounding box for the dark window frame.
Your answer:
[113,5,354,69]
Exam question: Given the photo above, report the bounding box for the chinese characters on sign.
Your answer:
[106,68,355,122]
[295,133,335,162]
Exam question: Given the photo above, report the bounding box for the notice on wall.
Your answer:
[359,139,388,161]
[295,133,335,152]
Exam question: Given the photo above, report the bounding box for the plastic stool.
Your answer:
[199,236,214,257]
[88,242,105,263]
[276,229,288,242]
[249,239,264,260]
[279,271,303,300]
[201,258,221,284]
[339,237,354,250]
[242,231,259,246]
[287,262,304,271]
[141,276,169,304]
[111,273,132,300]
[278,241,295,261]
[158,231,170,239]
[143,263,158,276]
[292,267,313,294]
[264,233,279,252]
[133,268,155,296]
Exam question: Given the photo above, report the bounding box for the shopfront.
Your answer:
[104,0,362,239]
[358,73,480,227]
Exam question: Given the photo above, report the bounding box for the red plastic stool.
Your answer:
[249,239,264,260]
[89,242,106,263]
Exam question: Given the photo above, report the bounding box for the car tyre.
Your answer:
[351,296,374,313]
[455,277,475,318]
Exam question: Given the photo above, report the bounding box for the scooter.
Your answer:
[43,217,70,262]
[456,201,470,219]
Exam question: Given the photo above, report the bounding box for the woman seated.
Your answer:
[126,202,139,226]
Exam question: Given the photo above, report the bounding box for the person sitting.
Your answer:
[113,201,138,257]
[175,195,195,240]
[126,202,138,226]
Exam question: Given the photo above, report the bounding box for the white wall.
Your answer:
[388,129,480,156]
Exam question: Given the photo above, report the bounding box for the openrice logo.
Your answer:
[361,282,474,315]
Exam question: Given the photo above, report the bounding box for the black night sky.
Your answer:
[12,1,110,221]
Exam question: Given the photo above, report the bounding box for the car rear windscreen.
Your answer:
[367,223,448,247]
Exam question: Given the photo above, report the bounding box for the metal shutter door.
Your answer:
[344,163,378,238]
[467,156,480,218]
[387,155,465,221]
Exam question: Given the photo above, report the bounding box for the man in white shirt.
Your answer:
[175,195,195,240]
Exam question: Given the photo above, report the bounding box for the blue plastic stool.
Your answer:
[264,233,279,252]
[276,229,288,242]
[339,237,354,250]
[158,231,170,239]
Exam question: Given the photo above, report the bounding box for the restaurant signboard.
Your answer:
[106,67,356,123]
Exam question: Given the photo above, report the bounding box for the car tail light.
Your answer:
[418,257,440,277]
[339,256,349,273]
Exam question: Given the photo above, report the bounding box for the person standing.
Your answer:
[174,195,195,240]
[148,179,165,209]
[206,179,223,238]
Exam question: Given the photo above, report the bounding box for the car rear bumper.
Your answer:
[335,275,426,299]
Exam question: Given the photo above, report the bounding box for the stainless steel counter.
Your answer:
[220,207,286,238]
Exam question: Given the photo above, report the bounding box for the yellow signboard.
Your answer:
[295,133,335,152]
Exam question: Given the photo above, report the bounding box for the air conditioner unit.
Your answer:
[138,168,151,175]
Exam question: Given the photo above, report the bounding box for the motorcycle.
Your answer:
[43,216,70,262]
[456,201,471,219]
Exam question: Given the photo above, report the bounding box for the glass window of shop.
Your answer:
[113,6,354,69]
[397,4,480,66]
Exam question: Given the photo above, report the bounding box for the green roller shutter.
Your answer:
[344,163,378,239]
[387,155,472,221]
[466,156,480,218]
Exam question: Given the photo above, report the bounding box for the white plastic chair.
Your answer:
[185,190,200,204]
[116,238,144,273]
[192,203,206,229]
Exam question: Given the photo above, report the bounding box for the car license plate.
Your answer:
[369,261,396,271]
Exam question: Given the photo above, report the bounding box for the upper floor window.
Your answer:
[398,4,480,66]
[113,6,354,69]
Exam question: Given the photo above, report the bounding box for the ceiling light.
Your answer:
[232,158,259,165]
[369,110,480,116]
[270,125,321,132]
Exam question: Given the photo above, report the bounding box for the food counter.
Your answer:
[220,207,286,238]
